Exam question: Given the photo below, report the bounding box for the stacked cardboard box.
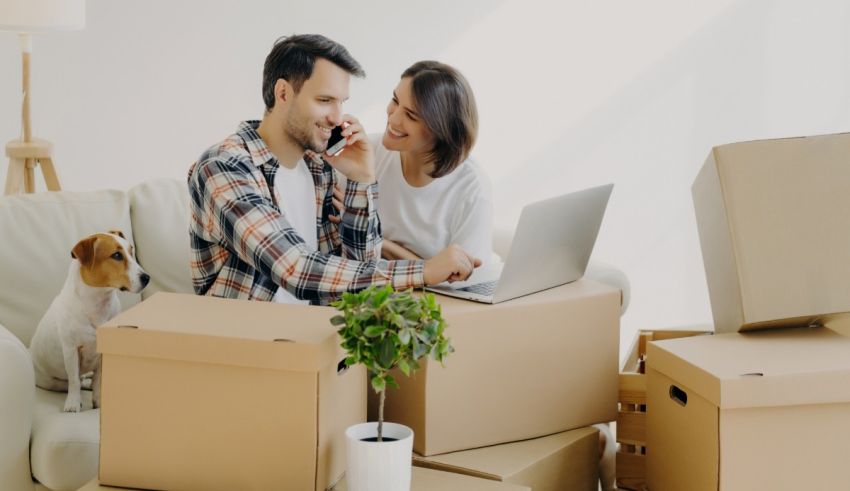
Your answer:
[646,132,850,490]
[615,328,711,491]
[370,278,622,488]
[96,278,621,490]
[80,466,531,491]
[413,427,600,491]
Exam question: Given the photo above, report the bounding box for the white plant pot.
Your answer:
[345,421,413,491]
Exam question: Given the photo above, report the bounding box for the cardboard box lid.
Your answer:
[412,427,598,480]
[698,132,850,329]
[98,292,341,372]
[647,326,850,409]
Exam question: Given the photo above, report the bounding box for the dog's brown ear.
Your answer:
[71,235,98,267]
[108,229,125,239]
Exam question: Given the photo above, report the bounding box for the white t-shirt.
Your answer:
[371,134,494,263]
[272,158,318,305]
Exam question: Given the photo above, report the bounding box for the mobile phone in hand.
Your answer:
[326,126,346,156]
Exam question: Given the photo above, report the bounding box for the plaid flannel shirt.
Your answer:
[187,121,425,304]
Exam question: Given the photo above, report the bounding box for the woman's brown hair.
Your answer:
[401,61,478,178]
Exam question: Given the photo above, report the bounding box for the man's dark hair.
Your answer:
[262,34,365,111]
[402,61,478,178]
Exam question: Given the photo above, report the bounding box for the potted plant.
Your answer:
[331,284,454,491]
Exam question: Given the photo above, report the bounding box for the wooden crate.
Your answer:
[615,327,712,491]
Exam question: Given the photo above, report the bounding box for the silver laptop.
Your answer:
[426,183,613,304]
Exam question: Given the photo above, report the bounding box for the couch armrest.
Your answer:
[0,323,36,491]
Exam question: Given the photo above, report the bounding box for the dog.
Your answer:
[29,230,150,412]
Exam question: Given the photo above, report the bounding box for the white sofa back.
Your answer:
[0,190,139,346]
[126,178,193,300]
[0,178,194,347]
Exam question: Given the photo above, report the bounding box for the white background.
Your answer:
[2,0,848,359]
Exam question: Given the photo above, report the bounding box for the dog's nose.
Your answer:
[140,273,151,287]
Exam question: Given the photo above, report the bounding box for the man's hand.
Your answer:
[324,115,375,183]
[424,244,481,284]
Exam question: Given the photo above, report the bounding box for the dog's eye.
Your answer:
[111,252,124,261]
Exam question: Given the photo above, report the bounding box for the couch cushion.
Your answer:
[0,190,141,346]
[31,389,98,491]
[128,179,193,299]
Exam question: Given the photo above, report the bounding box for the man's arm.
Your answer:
[193,156,424,303]
[337,178,382,262]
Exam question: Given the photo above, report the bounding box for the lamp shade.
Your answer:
[0,0,85,32]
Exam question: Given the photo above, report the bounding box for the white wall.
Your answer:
[2,0,849,359]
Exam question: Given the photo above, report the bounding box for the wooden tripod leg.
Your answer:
[40,157,61,191]
[24,158,35,193]
[4,158,26,195]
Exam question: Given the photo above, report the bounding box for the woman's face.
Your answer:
[383,77,435,155]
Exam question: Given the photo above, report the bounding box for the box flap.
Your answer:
[98,292,341,372]
[412,427,598,480]
[647,326,850,408]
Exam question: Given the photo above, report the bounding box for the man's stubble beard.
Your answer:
[285,107,327,154]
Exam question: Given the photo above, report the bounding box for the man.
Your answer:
[188,34,479,304]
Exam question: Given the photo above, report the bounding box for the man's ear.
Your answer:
[71,235,98,268]
[275,78,292,104]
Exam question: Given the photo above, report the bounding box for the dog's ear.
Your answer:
[71,235,98,267]
[108,229,125,239]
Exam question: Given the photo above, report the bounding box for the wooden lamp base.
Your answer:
[4,138,61,195]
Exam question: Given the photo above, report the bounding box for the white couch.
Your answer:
[0,178,630,491]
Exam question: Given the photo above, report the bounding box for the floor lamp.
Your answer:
[0,0,85,195]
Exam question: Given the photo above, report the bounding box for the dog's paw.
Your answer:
[63,394,82,412]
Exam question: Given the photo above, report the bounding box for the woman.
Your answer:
[337,61,493,265]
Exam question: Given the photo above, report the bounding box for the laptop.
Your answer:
[426,183,613,304]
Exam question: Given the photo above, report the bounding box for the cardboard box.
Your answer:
[646,326,850,491]
[412,426,599,491]
[80,466,530,491]
[615,327,712,491]
[372,279,620,456]
[97,292,365,491]
[692,132,850,333]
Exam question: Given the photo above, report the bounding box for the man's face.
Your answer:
[284,58,350,153]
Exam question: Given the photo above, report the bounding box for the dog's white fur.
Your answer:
[29,231,149,412]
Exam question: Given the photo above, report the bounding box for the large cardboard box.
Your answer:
[616,327,712,491]
[412,426,598,491]
[692,132,850,333]
[646,325,850,491]
[97,292,365,491]
[80,467,530,491]
[373,279,620,456]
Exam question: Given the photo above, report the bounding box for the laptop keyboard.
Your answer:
[457,280,498,296]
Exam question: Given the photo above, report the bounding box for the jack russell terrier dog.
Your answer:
[29,230,150,412]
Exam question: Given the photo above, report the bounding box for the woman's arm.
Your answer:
[381,239,422,261]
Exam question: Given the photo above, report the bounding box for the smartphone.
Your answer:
[326,126,346,156]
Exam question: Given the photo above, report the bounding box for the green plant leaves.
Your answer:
[333,285,455,399]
